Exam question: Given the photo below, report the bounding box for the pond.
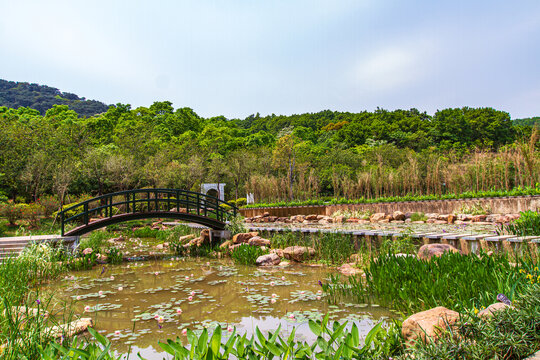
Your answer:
[43,258,394,359]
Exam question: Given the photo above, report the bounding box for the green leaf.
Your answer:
[308,320,322,336]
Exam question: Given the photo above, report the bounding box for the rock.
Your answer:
[358,219,370,224]
[417,244,459,260]
[283,246,316,262]
[262,212,270,217]
[270,248,284,258]
[255,253,281,266]
[339,263,363,276]
[346,218,360,223]
[478,303,512,319]
[457,214,472,221]
[391,220,405,224]
[472,215,487,222]
[425,213,439,219]
[96,253,108,262]
[47,318,94,339]
[318,219,330,225]
[267,216,278,222]
[232,232,258,244]
[111,236,125,242]
[334,215,345,224]
[412,220,425,224]
[384,214,394,221]
[305,214,318,221]
[434,220,447,224]
[82,248,93,255]
[200,229,211,244]
[393,211,406,221]
[277,261,290,267]
[402,306,460,344]
[156,244,164,250]
[219,240,232,249]
[316,215,325,220]
[248,236,271,247]
[179,234,196,244]
[370,213,386,222]
[378,219,390,223]
[447,214,456,224]
[437,214,450,221]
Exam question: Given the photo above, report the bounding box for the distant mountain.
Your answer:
[0,79,109,116]
[513,117,540,127]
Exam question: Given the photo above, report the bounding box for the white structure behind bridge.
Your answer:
[201,183,226,201]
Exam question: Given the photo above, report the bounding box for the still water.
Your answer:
[44,258,393,359]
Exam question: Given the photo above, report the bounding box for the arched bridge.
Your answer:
[60,189,238,236]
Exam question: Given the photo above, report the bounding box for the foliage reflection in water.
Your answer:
[42,258,393,359]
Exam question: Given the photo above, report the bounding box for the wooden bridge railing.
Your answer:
[60,189,237,236]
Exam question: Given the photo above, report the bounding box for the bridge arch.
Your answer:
[59,189,237,236]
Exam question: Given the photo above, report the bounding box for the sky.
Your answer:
[1,0,539,119]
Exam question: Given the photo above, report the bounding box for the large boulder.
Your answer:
[255,253,281,266]
[232,232,258,244]
[478,302,512,319]
[402,306,460,344]
[370,213,386,222]
[283,246,316,262]
[418,244,459,261]
[393,211,406,221]
[338,263,363,276]
[248,236,271,247]
[305,214,319,221]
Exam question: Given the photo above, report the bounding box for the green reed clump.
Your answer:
[501,210,540,236]
[131,226,159,238]
[409,212,427,221]
[313,232,355,265]
[270,231,308,249]
[79,230,115,251]
[408,284,540,359]
[40,315,404,360]
[231,244,267,265]
[270,231,357,265]
[325,252,530,314]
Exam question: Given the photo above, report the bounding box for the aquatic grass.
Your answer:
[0,250,78,360]
[324,252,531,314]
[231,244,267,265]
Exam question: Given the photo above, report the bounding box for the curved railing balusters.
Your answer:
[60,189,238,236]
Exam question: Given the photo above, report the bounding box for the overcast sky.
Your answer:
[1,0,539,119]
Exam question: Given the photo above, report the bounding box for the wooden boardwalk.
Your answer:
[245,226,540,255]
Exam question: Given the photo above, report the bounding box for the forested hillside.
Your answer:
[0,101,538,205]
[0,79,108,116]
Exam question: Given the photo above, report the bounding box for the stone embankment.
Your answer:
[245,211,520,226]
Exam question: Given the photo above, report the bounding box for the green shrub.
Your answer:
[0,200,26,225]
[235,197,247,207]
[106,247,123,264]
[501,210,540,237]
[21,203,45,227]
[225,215,246,235]
[132,226,159,238]
[37,195,60,218]
[410,212,427,221]
[231,244,267,265]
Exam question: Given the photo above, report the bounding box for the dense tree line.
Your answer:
[0,79,108,117]
[0,101,538,206]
